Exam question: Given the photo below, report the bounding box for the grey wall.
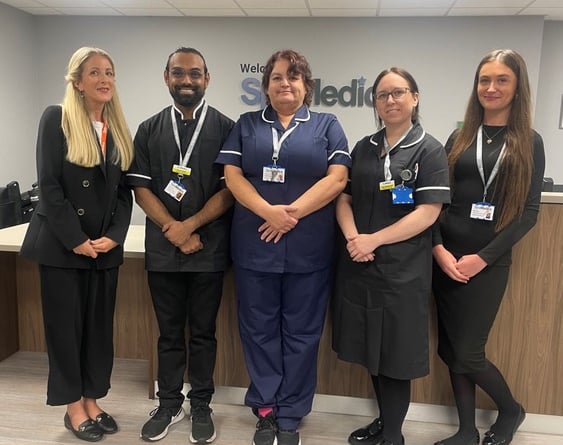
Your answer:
[0,3,38,192]
[0,3,560,224]
[535,20,563,183]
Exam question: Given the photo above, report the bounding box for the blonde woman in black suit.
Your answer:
[21,47,133,442]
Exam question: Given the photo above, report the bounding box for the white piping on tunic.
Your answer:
[219,150,241,156]
[416,186,450,192]
[126,173,151,180]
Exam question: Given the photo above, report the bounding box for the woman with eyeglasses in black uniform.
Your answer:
[333,67,450,445]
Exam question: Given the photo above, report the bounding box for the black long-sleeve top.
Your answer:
[433,127,545,267]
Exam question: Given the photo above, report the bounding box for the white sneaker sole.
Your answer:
[141,407,186,442]
[189,429,217,443]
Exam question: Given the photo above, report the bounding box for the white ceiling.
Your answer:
[1,0,563,21]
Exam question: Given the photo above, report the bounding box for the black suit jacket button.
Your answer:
[77,208,85,216]
[82,180,90,187]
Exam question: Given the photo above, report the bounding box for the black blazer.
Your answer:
[21,105,132,269]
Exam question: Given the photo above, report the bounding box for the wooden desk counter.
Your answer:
[1,196,562,415]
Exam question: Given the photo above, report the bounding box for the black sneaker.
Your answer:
[253,413,278,445]
[190,403,216,443]
[140,406,185,442]
[278,429,301,445]
[349,417,383,444]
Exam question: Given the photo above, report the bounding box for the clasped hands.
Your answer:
[346,234,377,262]
[73,237,118,258]
[433,245,487,283]
[162,219,203,254]
[258,205,299,243]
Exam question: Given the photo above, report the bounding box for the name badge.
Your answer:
[379,180,395,191]
[391,185,414,205]
[164,180,187,202]
[172,164,191,176]
[263,165,286,183]
[470,202,494,221]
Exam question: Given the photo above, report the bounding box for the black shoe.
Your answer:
[434,430,479,445]
[349,417,383,444]
[140,406,185,442]
[190,402,216,443]
[278,429,301,445]
[380,440,404,445]
[94,411,118,434]
[64,413,104,442]
[253,413,278,445]
[483,405,526,445]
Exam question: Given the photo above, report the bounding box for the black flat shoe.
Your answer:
[64,413,104,442]
[434,430,479,445]
[483,405,526,445]
[348,417,384,444]
[94,411,118,434]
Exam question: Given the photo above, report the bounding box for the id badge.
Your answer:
[470,202,494,221]
[172,164,191,176]
[263,165,286,183]
[391,185,414,205]
[164,180,187,202]
[380,180,395,191]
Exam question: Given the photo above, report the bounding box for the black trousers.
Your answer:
[148,271,223,409]
[39,265,118,406]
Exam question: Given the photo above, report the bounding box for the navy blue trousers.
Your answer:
[234,266,331,430]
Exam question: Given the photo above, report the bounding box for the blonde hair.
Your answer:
[61,47,133,170]
[448,49,534,231]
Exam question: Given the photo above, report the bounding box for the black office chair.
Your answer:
[542,177,554,192]
[0,181,23,229]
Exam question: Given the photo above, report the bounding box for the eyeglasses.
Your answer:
[168,68,205,80]
[374,87,411,102]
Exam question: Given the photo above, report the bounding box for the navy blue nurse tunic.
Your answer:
[332,123,450,380]
[216,104,351,273]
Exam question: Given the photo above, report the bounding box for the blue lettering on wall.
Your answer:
[241,77,265,107]
[239,72,373,108]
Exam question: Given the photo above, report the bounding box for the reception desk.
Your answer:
[1,193,562,416]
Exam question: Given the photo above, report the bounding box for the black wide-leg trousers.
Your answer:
[39,264,118,406]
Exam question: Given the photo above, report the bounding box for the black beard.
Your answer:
[169,86,204,109]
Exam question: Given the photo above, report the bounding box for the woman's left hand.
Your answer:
[455,254,487,278]
[90,237,118,253]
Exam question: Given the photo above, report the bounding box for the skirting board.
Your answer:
[158,382,563,436]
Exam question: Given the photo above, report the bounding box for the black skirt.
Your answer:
[432,263,510,374]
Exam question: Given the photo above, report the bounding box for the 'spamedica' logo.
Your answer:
[239,63,373,108]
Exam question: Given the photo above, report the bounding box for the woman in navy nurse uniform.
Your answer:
[332,67,450,445]
[216,49,350,445]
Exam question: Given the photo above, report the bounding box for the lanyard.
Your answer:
[382,125,412,181]
[476,125,506,201]
[170,100,208,168]
[271,123,299,165]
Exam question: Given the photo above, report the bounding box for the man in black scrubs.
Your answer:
[126,47,234,443]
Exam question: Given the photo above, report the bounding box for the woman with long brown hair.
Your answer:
[432,49,545,445]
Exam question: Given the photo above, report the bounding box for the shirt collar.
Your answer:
[369,122,425,150]
[261,104,311,126]
[172,98,206,121]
